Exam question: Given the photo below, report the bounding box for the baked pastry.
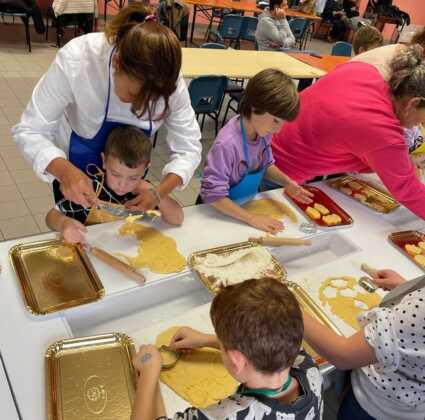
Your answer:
[405,244,422,256]
[414,254,425,267]
[306,206,321,220]
[339,186,352,195]
[313,203,330,215]
[418,241,425,251]
[348,181,363,190]
[353,193,367,203]
[322,214,342,226]
[370,202,386,212]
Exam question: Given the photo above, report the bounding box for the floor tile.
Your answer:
[0,215,40,240]
[4,155,32,171]
[0,199,30,220]
[10,168,40,184]
[0,184,21,202]
[34,213,51,233]
[17,181,52,199]
[25,196,54,214]
[0,171,15,186]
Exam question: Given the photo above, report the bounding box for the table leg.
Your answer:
[190,4,197,44]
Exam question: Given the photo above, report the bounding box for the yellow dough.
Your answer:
[156,327,238,408]
[419,241,425,251]
[405,244,422,256]
[313,203,330,215]
[348,181,363,190]
[414,254,425,267]
[46,245,75,263]
[339,186,353,196]
[322,214,342,226]
[319,276,381,330]
[306,206,321,220]
[117,222,186,274]
[353,193,367,203]
[243,199,297,223]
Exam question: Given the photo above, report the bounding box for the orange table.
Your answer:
[185,0,321,43]
[288,53,350,73]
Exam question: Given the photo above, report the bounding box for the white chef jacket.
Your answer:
[12,32,202,189]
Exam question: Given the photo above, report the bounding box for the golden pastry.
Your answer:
[405,244,422,256]
[339,186,353,195]
[353,193,367,203]
[348,181,363,190]
[313,203,330,215]
[418,241,425,251]
[414,254,425,267]
[306,206,321,220]
[322,214,342,226]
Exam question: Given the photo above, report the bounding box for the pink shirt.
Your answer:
[272,61,425,219]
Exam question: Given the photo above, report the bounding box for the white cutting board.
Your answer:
[130,303,215,416]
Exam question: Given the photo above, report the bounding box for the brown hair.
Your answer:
[105,4,182,120]
[411,28,425,48]
[389,44,425,108]
[104,126,152,168]
[239,68,299,121]
[210,278,303,374]
[352,25,383,55]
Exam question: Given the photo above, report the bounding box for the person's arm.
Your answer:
[280,19,296,49]
[46,208,87,243]
[302,312,377,370]
[257,17,287,47]
[169,327,220,351]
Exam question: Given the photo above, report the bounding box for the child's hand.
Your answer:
[373,269,406,291]
[248,214,284,234]
[62,218,87,243]
[170,327,210,351]
[285,182,314,204]
[132,344,162,377]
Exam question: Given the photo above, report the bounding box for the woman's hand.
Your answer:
[62,218,87,243]
[274,7,287,19]
[247,214,284,234]
[170,327,212,351]
[132,345,162,377]
[373,269,406,291]
[285,181,314,204]
[125,188,160,212]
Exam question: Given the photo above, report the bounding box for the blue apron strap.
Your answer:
[239,117,251,174]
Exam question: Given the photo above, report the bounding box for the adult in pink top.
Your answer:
[272,45,425,219]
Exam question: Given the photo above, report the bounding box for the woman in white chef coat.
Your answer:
[12,4,201,210]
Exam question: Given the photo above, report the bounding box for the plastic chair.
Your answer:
[0,8,32,52]
[188,76,228,136]
[331,41,353,57]
[208,14,244,48]
[240,16,258,45]
[222,90,244,127]
[289,18,310,50]
[200,42,226,49]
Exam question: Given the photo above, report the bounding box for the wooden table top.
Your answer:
[287,53,351,73]
[184,0,321,21]
[182,48,326,79]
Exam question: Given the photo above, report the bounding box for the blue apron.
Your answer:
[69,49,152,172]
[228,118,271,205]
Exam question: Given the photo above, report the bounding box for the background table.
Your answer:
[288,52,350,73]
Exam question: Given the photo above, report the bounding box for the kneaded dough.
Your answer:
[156,327,238,408]
[319,276,381,330]
[243,199,297,223]
[117,222,186,274]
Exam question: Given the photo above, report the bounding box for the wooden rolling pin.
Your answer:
[249,236,312,246]
[361,263,378,278]
[86,244,146,284]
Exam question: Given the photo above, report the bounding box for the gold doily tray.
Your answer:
[188,241,286,294]
[46,333,136,420]
[9,239,104,315]
[327,175,399,214]
[388,230,425,271]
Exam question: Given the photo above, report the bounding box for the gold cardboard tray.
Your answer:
[327,175,399,213]
[10,239,104,315]
[287,281,341,365]
[46,333,136,420]
[388,230,425,271]
[188,241,286,293]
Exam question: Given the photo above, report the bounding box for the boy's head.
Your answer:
[102,126,152,195]
[210,278,303,381]
[239,68,299,138]
[353,25,383,55]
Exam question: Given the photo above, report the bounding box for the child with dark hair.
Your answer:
[131,278,323,420]
[352,24,383,55]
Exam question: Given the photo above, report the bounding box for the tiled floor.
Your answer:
[0,20,333,242]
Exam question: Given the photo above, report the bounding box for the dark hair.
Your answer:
[239,68,299,121]
[105,4,182,120]
[352,25,383,55]
[269,0,285,11]
[104,126,152,168]
[411,28,425,49]
[210,278,303,374]
[389,44,425,108]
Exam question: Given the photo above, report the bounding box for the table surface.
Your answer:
[288,52,351,73]
[182,47,326,78]
[1,177,425,419]
[184,0,321,20]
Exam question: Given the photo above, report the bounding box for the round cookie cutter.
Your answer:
[299,222,318,235]
[159,345,181,370]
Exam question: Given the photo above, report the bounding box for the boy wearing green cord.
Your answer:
[131,278,323,420]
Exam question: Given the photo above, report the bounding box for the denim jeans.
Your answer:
[337,385,376,420]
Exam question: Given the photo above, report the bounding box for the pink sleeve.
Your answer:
[364,143,425,219]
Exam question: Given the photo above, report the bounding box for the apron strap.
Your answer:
[239,117,251,175]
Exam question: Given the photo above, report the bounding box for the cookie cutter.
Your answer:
[359,276,378,293]
[299,222,318,235]
[159,345,181,370]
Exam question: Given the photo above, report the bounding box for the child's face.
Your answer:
[250,112,285,138]
[102,154,147,196]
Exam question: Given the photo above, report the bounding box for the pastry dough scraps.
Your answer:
[117,222,186,274]
[319,276,381,330]
[243,199,297,223]
[156,327,238,408]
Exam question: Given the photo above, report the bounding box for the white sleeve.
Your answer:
[12,49,74,183]
[161,76,202,190]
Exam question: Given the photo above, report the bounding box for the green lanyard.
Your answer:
[238,375,292,398]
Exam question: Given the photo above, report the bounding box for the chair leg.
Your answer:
[153,131,159,148]
[213,113,218,136]
[222,100,231,127]
[201,114,206,131]
[23,17,31,52]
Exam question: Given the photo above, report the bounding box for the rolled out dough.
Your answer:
[243,199,297,223]
[156,327,238,408]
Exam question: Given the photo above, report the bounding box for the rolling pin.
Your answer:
[249,236,312,246]
[84,244,146,284]
[361,263,378,278]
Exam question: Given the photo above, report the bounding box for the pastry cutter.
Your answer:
[359,263,379,292]
[249,236,312,246]
[96,202,161,222]
[159,345,181,370]
[299,222,317,235]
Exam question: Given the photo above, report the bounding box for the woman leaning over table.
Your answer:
[272,44,425,219]
[12,4,201,212]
